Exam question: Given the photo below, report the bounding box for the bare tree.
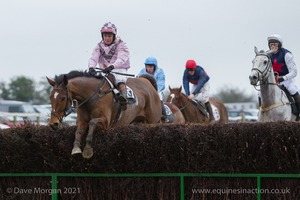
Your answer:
[214,85,255,103]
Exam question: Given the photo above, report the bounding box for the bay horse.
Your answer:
[166,86,228,123]
[249,47,295,121]
[47,70,162,159]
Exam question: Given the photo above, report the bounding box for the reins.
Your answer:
[251,54,279,90]
[76,78,107,107]
[252,53,290,112]
[94,67,135,77]
[170,93,192,111]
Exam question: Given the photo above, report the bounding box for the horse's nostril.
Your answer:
[249,75,257,81]
[50,123,59,130]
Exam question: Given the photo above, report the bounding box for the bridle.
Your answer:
[50,86,74,123]
[51,77,113,123]
[251,53,278,87]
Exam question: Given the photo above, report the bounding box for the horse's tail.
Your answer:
[138,74,158,91]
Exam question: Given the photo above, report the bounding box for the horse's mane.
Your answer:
[54,70,92,84]
[54,70,159,91]
[178,91,189,101]
[138,74,158,91]
[170,87,188,99]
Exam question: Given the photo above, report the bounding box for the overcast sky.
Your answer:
[1,0,300,97]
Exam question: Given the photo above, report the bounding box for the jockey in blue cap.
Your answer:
[137,57,169,121]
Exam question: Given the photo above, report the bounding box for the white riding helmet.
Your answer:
[267,34,283,47]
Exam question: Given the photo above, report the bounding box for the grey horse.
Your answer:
[249,47,296,122]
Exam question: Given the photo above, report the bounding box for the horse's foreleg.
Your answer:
[71,127,87,155]
[82,117,108,159]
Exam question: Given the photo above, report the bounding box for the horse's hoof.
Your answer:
[209,120,216,124]
[71,147,82,155]
[82,146,94,159]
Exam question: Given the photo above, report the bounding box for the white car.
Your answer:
[228,109,258,122]
[0,100,48,124]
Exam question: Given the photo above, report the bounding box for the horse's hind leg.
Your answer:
[82,117,108,159]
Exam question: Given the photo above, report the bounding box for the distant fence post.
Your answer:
[36,116,40,125]
[13,116,17,125]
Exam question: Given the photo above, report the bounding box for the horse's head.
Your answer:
[47,75,72,130]
[167,86,184,105]
[249,46,274,86]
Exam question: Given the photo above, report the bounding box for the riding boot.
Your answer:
[258,97,261,107]
[205,101,215,123]
[292,93,300,120]
[161,101,169,122]
[118,88,128,111]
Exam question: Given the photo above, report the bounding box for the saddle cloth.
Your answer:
[163,104,173,116]
[211,104,221,121]
[124,86,136,104]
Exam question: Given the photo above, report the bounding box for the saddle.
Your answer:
[280,86,298,116]
[106,74,136,104]
[191,100,209,118]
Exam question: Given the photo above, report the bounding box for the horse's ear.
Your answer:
[169,85,172,91]
[46,76,55,87]
[63,75,68,86]
[179,86,182,92]
[254,46,258,55]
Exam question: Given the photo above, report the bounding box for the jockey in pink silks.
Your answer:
[88,22,130,110]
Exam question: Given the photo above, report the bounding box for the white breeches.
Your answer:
[113,68,128,85]
[280,78,299,95]
[191,81,210,103]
